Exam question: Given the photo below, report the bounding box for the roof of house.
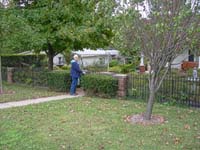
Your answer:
[18,50,46,55]
[72,49,119,57]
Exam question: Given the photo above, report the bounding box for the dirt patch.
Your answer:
[125,113,165,126]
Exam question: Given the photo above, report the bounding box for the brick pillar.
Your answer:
[140,53,145,73]
[139,66,145,73]
[7,67,14,84]
[113,74,128,98]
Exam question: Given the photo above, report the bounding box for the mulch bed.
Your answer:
[125,113,165,126]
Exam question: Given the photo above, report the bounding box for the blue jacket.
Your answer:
[70,60,82,78]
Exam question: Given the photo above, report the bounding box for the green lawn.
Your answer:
[0,82,64,103]
[0,97,199,150]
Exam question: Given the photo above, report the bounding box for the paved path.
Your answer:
[0,94,84,109]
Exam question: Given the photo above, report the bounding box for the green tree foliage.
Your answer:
[0,9,34,54]
[3,0,115,70]
[111,1,141,63]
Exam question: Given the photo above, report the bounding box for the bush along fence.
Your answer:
[128,73,200,107]
[4,67,49,87]
[3,67,129,98]
[2,67,7,81]
[3,67,200,105]
[47,71,71,92]
[81,74,118,98]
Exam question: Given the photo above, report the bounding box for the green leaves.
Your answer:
[47,70,71,92]
[82,74,118,98]
[1,0,115,56]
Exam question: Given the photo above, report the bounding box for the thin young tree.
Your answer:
[143,0,199,120]
[118,0,200,120]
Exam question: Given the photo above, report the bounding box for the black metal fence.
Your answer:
[2,67,200,107]
[2,67,7,81]
[2,67,49,87]
[128,74,200,108]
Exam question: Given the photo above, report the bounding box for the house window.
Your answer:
[58,57,62,65]
[188,50,194,62]
[99,57,105,65]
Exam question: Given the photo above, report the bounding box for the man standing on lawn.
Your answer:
[70,54,83,95]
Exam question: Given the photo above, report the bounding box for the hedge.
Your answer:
[2,67,7,81]
[13,68,49,87]
[47,71,71,92]
[81,74,118,98]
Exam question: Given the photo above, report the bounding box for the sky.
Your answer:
[0,0,9,7]
[118,0,199,18]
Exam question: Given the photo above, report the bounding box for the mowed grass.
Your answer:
[0,97,199,150]
[0,82,64,103]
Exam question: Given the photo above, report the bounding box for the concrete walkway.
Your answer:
[0,94,84,109]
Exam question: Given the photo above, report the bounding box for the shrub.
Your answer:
[13,68,49,87]
[109,60,120,67]
[120,64,135,73]
[84,66,107,72]
[109,64,135,74]
[60,65,70,70]
[2,67,7,81]
[109,66,121,73]
[81,74,118,98]
[47,71,71,92]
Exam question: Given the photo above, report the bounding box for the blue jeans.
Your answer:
[70,77,78,95]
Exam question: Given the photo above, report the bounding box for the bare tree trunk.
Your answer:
[47,54,54,71]
[0,56,3,94]
[47,43,55,71]
[144,79,156,120]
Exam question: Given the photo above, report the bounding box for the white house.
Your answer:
[140,49,200,73]
[171,50,190,69]
[18,50,66,67]
[72,49,120,67]
[53,53,65,66]
[171,50,200,69]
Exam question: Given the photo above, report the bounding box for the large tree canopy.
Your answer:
[1,0,115,70]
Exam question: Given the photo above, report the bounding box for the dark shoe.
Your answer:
[70,93,78,96]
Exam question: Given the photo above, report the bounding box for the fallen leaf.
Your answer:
[61,145,65,149]
[184,124,190,130]
[174,137,181,145]
[163,128,168,132]
[196,136,200,139]
[98,144,104,150]
[178,115,184,119]
[123,104,128,107]
[188,110,193,113]
[70,110,74,113]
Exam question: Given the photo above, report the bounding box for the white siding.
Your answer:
[171,50,188,69]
